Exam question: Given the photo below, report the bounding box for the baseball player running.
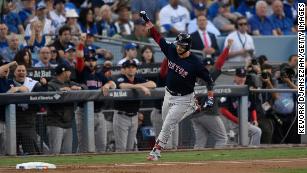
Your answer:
[140,11,215,161]
[192,39,233,149]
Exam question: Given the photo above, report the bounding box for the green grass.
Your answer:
[265,168,307,173]
[1,147,307,167]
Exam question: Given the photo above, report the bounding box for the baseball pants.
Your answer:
[47,126,72,154]
[113,111,138,152]
[191,113,227,148]
[0,121,5,155]
[157,89,197,148]
[16,128,40,154]
[75,107,108,153]
[233,123,262,145]
[151,108,179,149]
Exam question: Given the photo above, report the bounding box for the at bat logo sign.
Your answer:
[297,3,305,135]
[109,91,127,97]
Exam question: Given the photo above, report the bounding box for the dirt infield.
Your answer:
[2,158,307,173]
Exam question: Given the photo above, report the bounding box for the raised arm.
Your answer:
[75,43,85,73]
[141,11,172,57]
[215,39,233,71]
[210,39,232,81]
[146,22,163,46]
[0,61,17,75]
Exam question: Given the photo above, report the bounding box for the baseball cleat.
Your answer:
[147,149,160,161]
[150,150,161,158]
[146,154,159,161]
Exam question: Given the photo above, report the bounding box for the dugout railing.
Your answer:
[1,85,250,155]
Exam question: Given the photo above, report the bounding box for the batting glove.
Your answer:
[140,11,150,22]
[203,96,214,109]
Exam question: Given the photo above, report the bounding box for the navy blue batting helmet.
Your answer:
[175,33,192,51]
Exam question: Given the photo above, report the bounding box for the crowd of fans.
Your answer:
[0,0,301,155]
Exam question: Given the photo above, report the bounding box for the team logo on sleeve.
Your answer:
[220,97,227,103]
[117,77,124,82]
[165,40,172,45]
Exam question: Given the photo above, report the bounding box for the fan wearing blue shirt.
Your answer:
[270,0,294,35]
[96,5,117,37]
[0,24,8,49]
[0,34,23,62]
[2,2,24,34]
[84,32,106,64]
[18,0,35,27]
[283,0,298,22]
[207,0,232,20]
[237,0,257,19]
[78,8,98,35]
[25,21,46,53]
[248,1,278,35]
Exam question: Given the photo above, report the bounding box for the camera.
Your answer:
[267,108,283,125]
[247,49,254,56]
[251,58,258,65]
[280,65,295,79]
[261,71,270,79]
[261,70,270,79]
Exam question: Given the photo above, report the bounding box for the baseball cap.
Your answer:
[0,60,9,67]
[85,55,97,61]
[102,66,111,74]
[86,31,95,37]
[194,3,206,11]
[87,46,96,53]
[65,9,79,18]
[235,68,247,77]
[202,58,214,66]
[124,43,137,50]
[65,44,75,52]
[36,1,46,10]
[122,60,137,68]
[55,63,72,75]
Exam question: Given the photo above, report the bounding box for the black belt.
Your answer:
[166,87,191,96]
[118,111,137,117]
